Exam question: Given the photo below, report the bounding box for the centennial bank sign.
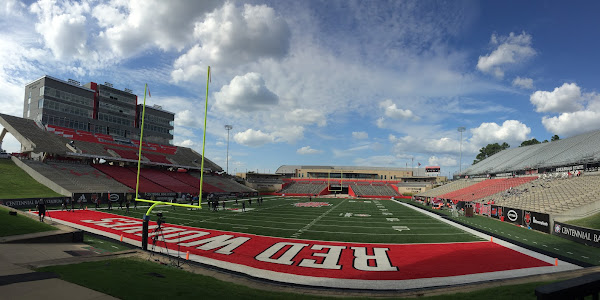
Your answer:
[554,222,600,248]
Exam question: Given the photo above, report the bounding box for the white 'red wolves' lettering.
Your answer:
[179,235,250,255]
[351,247,398,271]
[255,242,309,265]
[161,230,210,243]
[298,245,345,270]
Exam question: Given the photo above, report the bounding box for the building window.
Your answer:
[39,86,44,96]
[38,99,44,109]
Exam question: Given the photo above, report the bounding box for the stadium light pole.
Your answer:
[225,125,233,175]
[458,127,466,175]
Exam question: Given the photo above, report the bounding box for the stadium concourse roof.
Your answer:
[276,165,426,174]
[0,113,222,172]
[462,128,600,176]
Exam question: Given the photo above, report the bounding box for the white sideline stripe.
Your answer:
[392,200,582,270]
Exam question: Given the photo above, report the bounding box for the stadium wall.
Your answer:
[11,156,70,196]
[553,200,600,223]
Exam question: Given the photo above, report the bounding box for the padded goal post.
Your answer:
[135,67,212,214]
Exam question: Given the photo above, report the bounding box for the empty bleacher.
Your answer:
[93,164,172,193]
[279,182,327,194]
[351,184,399,197]
[189,173,255,193]
[131,167,196,194]
[417,180,480,198]
[475,173,600,215]
[159,170,225,193]
[439,177,537,203]
[19,160,130,193]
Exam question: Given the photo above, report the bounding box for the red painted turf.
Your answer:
[46,210,553,280]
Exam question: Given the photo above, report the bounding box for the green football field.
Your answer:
[101,196,483,244]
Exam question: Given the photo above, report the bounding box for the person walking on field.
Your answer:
[37,199,46,222]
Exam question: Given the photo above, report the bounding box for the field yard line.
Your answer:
[290,199,346,238]
[303,229,474,236]
[392,200,582,269]
[203,221,299,231]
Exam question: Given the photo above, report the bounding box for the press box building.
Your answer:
[23,75,174,145]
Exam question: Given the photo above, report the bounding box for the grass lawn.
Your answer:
[36,257,552,300]
[565,212,600,230]
[0,206,56,236]
[399,199,600,266]
[0,159,63,199]
[82,234,134,254]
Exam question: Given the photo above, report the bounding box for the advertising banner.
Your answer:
[480,204,491,217]
[502,207,523,225]
[523,211,551,233]
[553,222,600,248]
[490,205,503,219]
[0,197,64,208]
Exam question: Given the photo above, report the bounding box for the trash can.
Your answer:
[465,206,474,217]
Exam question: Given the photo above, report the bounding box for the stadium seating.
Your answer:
[279,182,327,194]
[417,180,480,198]
[351,183,399,197]
[159,170,225,193]
[130,167,196,194]
[462,129,600,175]
[93,164,172,193]
[439,177,537,203]
[476,173,600,214]
[189,173,255,193]
[20,160,130,193]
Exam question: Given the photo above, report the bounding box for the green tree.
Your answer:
[551,135,560,141]
[472,142,510,164]
[520,138,541,147]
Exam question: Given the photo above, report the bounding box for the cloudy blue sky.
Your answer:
[1,0,600,177]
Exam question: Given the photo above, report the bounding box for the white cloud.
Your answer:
[428,156,457,167]
[233,128,273,147]
[297,146,322,155]
[93,0,220,54]
[380,99,418,120]
[470,120,531,147]
[272,126,304,144]
[530,83,583,113]
[284,109,326,126]
[477,32,536,78]
[512,76,533,89]
[178,139,195,147]
[213,72,278,113]
[540,93,600,136]
[541,111,600,137]
[352,131,368,139]
[354,155,405,167]
[171,2,290,81]
[30,0,91,60]
[175,110,203,128]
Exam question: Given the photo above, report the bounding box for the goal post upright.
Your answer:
[136,66,211,249]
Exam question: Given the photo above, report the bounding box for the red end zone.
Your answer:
[44,210,553,283]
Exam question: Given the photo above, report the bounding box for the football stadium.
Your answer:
[1,74,599,299]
